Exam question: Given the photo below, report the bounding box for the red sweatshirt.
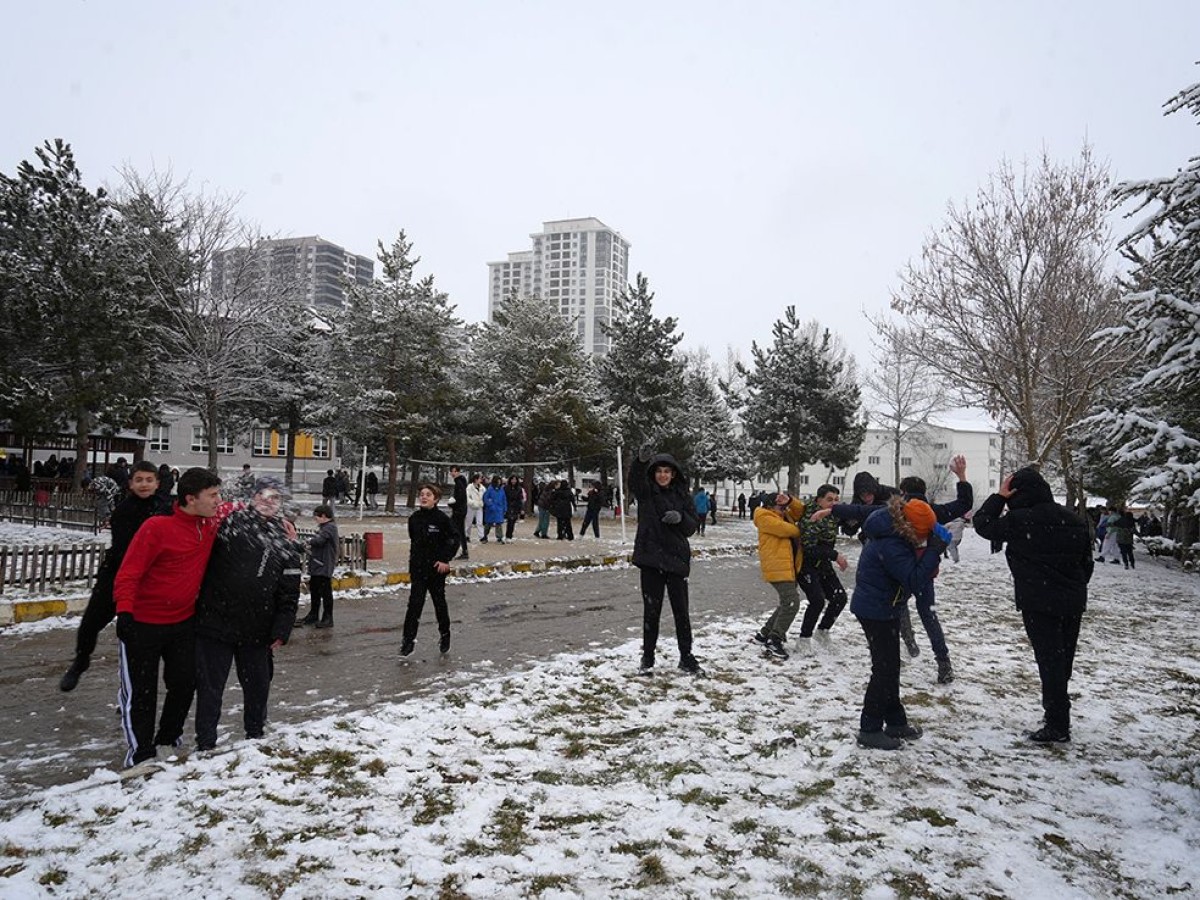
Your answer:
[114,503,232,625]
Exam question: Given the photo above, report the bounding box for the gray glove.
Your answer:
[661,510,682,525]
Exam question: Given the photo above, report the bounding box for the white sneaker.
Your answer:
[121,759,164,780]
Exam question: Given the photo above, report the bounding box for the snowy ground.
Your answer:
[2,532,1198,898]
[0,523,107,548]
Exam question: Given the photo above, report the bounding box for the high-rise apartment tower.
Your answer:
[487,218,630,356]
[212,235,374,309]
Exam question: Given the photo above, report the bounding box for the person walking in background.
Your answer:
[708,490,718,526]
[631,448,703,676]
[533,480,554,539]
[1114,508,1137,569]
[193,477,301,752]
[1097,507,1122,563]
[466,472,486,542]
[61,462,170,692]
[321,469,338,510]
[235,463,256,500]
[693,487,709,536]
[364,470,379,509]
[448,466,469,559]
[482,475,507,544]
[737,492,747,519]
[504,474,524,540]
[973,467,1094,743]
[751,491,805,660]
[551,479,576,540]
[944,515,967,562]
[400,484,460,658]
[156,464,175,501]
[298,505,338,628]
[580,481,604,538]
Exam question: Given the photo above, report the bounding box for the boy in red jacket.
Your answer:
[113,467,224,771]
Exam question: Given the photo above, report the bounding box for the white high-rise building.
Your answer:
[487,217,631,355]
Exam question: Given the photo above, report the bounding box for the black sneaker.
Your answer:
[59,659,87,692]
[637,658,654,676]
[857,729,904,750]
[678,655,704,675]
[400,640,415,657]
[1028,726,1070,744]
[752,631,769,646]
[315,619,333,629]
[904,637,921,659]
[439,633,450,654]
[884,723,923,740]
[765,638,789,660]
[937,657,955,684]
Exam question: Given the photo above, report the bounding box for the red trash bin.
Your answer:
[364,531,384,561]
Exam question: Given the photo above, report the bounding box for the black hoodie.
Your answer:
[973,467,1094,615]
[630,453,700,576]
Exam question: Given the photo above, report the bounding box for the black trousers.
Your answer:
[73,567,117,662]
[1118,542,1135,568]
[452,511,468,555]
[1021,608,1083,732]
[403,570,450,642]
[194,635,272,749]
[797,567,848,636]
[306,575,334,621]
[117,617,196,766]
[580,509,600,537]
[856,615,907,733]
[555,515,574,540]
[640,567,692,661]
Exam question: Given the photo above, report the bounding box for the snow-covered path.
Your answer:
[2,532,1197,898]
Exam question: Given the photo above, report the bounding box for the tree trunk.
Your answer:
[407,458,420,509]
[385,433,398,513]
[284,407,300,489]
[72,410,91,491]
[205,396,219,474]
[523,459,536,515]
[892,430,902,487]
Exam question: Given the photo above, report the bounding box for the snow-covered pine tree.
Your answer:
[598,273,689,476]
[732,307,864,495]
[326,232,460,511]
[466,291,608,505]
[0,140,158,488]
[679,348,750,489]
[1085,79,1200,542]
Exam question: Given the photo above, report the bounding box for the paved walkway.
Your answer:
[0,511,758,625]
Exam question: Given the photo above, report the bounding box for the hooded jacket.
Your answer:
[973,467,1093,616]
[483,483,507,524]
[848,500,945,621]
[753,498,805,582]
[631,453,699,576]
[838,472,899,538]
[306,519,339,577]
[194,507,302,646]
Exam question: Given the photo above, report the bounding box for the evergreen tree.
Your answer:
[679,348,750,487]
[0,140,157,487]
[1084,79,1200,540]
[598,274,688,472]
[325,232,460,511]
[732,308,864,494]
[466,292,609,505]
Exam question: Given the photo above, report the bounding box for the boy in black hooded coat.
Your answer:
[973,466,1093,743]
[631,449,702,674]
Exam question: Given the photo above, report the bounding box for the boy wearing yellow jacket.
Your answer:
[752,492,806,660]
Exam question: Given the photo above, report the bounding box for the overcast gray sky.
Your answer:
[3,1,1196,368]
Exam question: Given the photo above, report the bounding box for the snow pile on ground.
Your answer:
[1,534,1197,898]
[0,522,106,548]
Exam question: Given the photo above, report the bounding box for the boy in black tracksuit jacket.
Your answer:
[193,481,301,751]
[61,461,170,692]
[401,483,460,657]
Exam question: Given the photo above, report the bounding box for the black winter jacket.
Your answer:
[100,492,172,578]
[195,508,302,646]
[905,480,974,524]
[407,506,459,575]
[839,471,898,539]
[630,453,699,577]
[972,468,1093,616]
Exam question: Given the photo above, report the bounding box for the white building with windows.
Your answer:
[143,411,341,492]
[487,218,631,356]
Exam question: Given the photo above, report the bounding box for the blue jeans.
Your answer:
[913,581,949,660]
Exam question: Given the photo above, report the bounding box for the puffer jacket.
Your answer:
[466,482,485,510]
[306,520,339,577]
[848,504,944,621]
[973,467,1093,616]
[631,453,699,576]
[483,485,507,524]
[753,499,805,582]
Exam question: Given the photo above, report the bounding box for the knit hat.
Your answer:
[902,498,936,540]
[253,475,287,496]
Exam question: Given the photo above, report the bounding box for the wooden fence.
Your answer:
[0,530,366,598]
[295,530,367,571]
[0,543,108,596]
